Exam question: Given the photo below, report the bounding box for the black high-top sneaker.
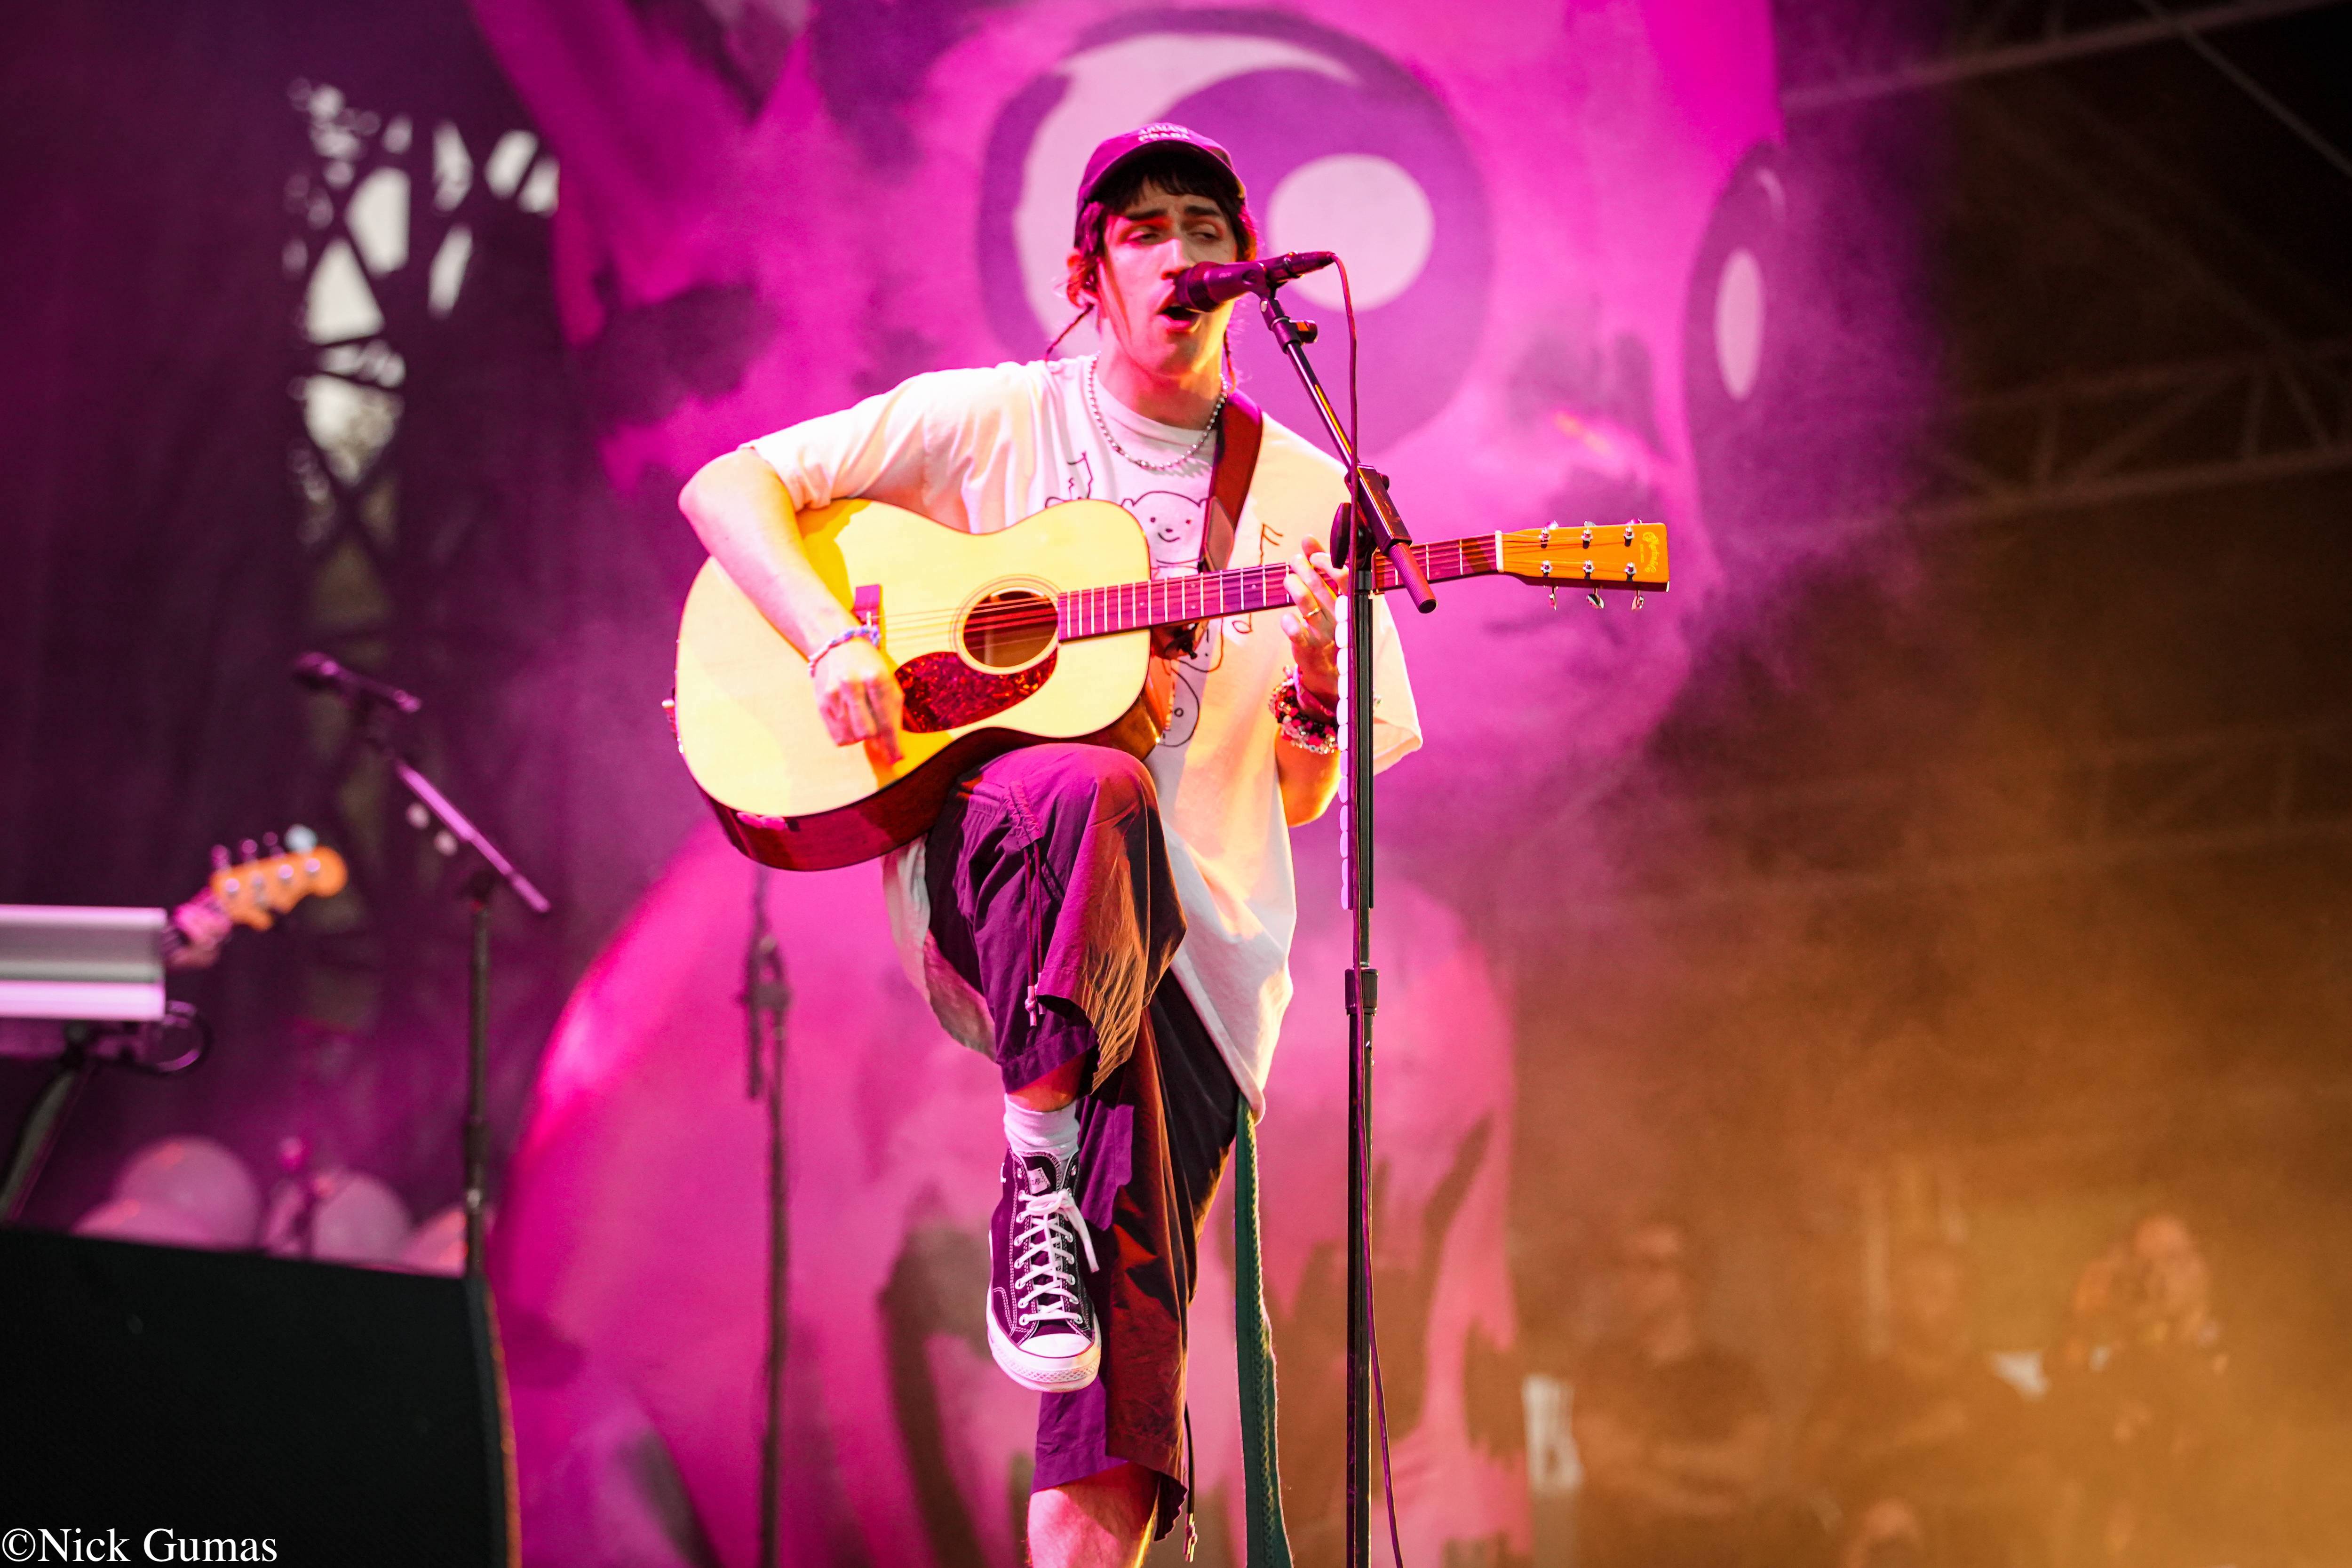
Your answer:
[986,1147,1101,1392]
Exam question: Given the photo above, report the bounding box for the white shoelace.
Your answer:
[1012,1182,1100,1331]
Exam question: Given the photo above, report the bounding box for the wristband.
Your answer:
[807,623,879,673]
[1269,668,1340,754]
[1291,667,1338,722]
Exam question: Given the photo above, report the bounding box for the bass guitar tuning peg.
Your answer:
[210,844,232,871]
[1632,590,1646,610]
[1586,589,1605,609]
[1548,586,1558,610]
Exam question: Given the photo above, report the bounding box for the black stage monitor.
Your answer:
[0,1229,516,1564]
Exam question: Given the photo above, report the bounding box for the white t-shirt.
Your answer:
[747,356,1420,1108]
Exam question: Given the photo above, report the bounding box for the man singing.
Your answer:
[680,124,1419,1567]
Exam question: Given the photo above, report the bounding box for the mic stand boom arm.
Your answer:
[1255,291,1436,615]
[349,705,550,1281]
[1250,279,1434,1568]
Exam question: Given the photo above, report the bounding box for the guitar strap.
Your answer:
[1156,388,1264,664]
[1202,388,1264,573]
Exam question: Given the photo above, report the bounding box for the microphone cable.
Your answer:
[1334,252,1409,1568]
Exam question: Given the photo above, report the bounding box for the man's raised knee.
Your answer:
[1026,744,1156,819]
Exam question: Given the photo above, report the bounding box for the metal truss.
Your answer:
[1577,717,2352,919]
[1782,76,2352,537]
[1780,0,2348,111]
[284,80,556,1032]
[1884,338,2352,531]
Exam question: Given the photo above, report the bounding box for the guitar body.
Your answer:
[674,498,1154,871]
[675,493,1669,872]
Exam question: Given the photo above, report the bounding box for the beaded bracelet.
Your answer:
[1268,669,1340,754]
[807,622,880,672]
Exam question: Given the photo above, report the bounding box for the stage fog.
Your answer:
[5,0,2348,1564]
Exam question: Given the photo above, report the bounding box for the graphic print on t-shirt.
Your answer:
[1128,488,1219,750]
[1133,490,1204,566]
[1044,444,1224,748]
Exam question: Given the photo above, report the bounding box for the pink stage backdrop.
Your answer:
[473,1,1781,1561]
[468,0,1782,832]
[493,825,1524,1566]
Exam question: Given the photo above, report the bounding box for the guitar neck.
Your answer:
[1056,535,1500,640]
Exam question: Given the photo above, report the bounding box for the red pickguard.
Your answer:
[894,651,1057,733]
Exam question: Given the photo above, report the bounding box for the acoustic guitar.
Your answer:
[674,498,1669,870]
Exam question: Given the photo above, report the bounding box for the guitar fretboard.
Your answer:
[1055,534,1499,640]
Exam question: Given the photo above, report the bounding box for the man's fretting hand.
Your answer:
[1279,535,1343,710]
[165,892,235,971]
[813,636,905,764]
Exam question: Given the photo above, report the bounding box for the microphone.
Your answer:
[292,652,422,715]
[1169,251,1337,311]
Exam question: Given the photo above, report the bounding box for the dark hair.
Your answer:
[1065,146,1257,306]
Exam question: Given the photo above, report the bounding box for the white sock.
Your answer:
[1003,1098,1080,1163]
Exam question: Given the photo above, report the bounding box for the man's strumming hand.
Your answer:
[813,635,905,764]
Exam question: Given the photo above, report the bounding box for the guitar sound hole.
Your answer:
[961,589,1057,670]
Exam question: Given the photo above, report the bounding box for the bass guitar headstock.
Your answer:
[209,828,349,930]
[1495,519,1669,605]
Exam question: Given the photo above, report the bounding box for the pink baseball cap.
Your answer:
[1075,123,1245,230]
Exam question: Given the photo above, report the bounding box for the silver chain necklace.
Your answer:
[1085,359,1226,474]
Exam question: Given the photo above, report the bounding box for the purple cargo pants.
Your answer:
[923,743,1241,1535]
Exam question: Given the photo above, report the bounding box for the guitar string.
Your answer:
[858,566,1350,642]
[840,536,1507,644]
[799,530,1638,658]
[827,556,1508,653]
[850,565,1296,642]
[781,526,1638,646]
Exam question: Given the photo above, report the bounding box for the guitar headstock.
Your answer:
[209,829,349,931]
[1496,520,1669,599]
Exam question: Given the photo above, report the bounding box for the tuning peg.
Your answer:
[238,838,259,862]
[211,844,231,870]
[406,802,431,831]
[1586,589,1605,609]
[285,824,317,853]
[1548,586,1558,610]
[1632,590,1646,610]
[262,830,283,857]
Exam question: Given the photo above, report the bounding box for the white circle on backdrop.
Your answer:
[1715,247,1765,401]
[1015,33,1352,357]
[1266,154,1433,310]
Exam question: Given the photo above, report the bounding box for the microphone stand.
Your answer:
[361,696,543,1565]
[300,674,541,1566]
[743,868,793,1568]
[340,692,552,1279]
[1249,280,1436,1568]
